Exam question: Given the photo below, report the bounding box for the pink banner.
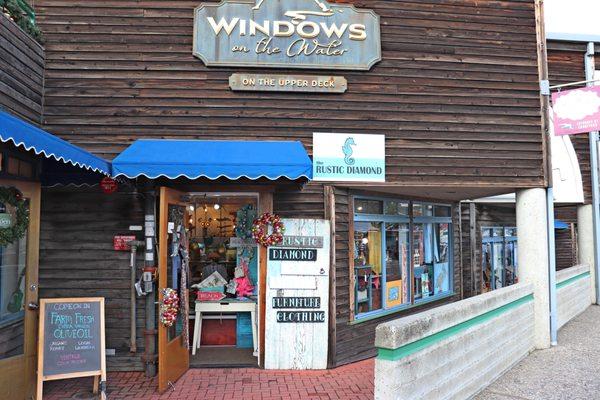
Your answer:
[552,86,600,136]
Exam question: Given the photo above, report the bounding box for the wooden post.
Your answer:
[469,202,477,296]
[258,191,273,367]
[348,196,355,321]
[324,186,337,368]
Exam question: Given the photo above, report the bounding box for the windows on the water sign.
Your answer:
[312,132,385,182]
[193,0,381,70]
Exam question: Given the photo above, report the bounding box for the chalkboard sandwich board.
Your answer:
[37,297,106,400]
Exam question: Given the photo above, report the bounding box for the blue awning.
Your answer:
[112,139,312,180]
[555,220,569,229]
[0,111,111,175]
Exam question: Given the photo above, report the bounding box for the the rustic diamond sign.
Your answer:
[193,0,381,70]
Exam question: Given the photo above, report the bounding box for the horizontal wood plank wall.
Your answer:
[38,188,145,371]
[273,183,325,219]
[0,15,44,124]
[555,205,578,271]
[461,204,516,298]
[35,0,544,188]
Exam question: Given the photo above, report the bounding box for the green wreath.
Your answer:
[0,187,29,246]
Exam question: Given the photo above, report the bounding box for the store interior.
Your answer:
[165,193,259,368]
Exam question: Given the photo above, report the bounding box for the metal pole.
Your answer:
[144,190,157,376]
[584,42,600,305]
[128,240,144,353]
[546,188,558,345]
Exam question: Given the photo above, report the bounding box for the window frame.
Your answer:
[352,196,454,321]
[481,226,518,291]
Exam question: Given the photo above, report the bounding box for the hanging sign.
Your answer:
[37,298,106,400]
[100,177,118,194]
[312,132,385,182]
[0,213,12,228]
[229,73,347,93]
[193,0,381,70]
[552,86,600,135]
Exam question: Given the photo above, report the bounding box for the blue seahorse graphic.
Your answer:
[342,137,356,165]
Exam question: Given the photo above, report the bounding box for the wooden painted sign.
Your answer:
[272,296,321,308]
[193,0,381,70]
[37,297,106,400]
[274,235,324,248]
[269,248,317,261]
[265,218,330,369]
[229,73,347,93]
[276,311,325,322]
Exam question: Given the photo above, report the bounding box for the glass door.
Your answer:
[0,181,41,399]
[158,187,190,393]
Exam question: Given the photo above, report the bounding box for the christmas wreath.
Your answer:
[252,212,285,247]
[159,288,179,327]
[0,187,29,246]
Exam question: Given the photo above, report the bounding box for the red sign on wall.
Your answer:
[100,177,118,194]
[113,235,136,251]
[552,86,600,136]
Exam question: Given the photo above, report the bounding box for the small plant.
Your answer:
[1,0,43,43]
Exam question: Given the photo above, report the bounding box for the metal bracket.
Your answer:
[540,80,550,95]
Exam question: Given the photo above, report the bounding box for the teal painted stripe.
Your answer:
[377,294,534,362]
[556,271,590,290]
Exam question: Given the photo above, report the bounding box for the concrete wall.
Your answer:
[557,264,592,329]
[374,283,535,400]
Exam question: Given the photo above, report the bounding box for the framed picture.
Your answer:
[386,279,403,308]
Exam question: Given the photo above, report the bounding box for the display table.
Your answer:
[192,299,258,356]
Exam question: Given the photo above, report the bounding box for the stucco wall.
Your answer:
[557,264,591,329]
[374,283,535,400]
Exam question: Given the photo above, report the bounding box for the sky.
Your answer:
[545,0,600,41]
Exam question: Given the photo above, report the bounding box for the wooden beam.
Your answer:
[469,202,477,296]
[258,191,273,368]
[348,196,356,321]
[324,185,337,368]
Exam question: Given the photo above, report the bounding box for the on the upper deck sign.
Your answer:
[192,0,381,70]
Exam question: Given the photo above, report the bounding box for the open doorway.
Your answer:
[163,191,260,369]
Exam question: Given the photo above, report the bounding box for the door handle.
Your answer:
[28,302,39,310]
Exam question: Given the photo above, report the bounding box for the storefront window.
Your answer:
[353,198,453,318]
[482,227,518,292]
[354,199,383,214]
[354,222,383,314]
[0,228,27,361]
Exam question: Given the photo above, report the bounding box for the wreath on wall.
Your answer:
[252,212,285,247]
[0,187,29,246]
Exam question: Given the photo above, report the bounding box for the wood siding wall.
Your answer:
[38,188,146,371]
[0,15,44,124]
[555,205,578,271]
[35,0,545,189]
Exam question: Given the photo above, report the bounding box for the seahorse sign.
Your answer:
[343,137,356,166]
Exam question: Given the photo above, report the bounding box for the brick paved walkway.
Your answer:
[44,358,374,400]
